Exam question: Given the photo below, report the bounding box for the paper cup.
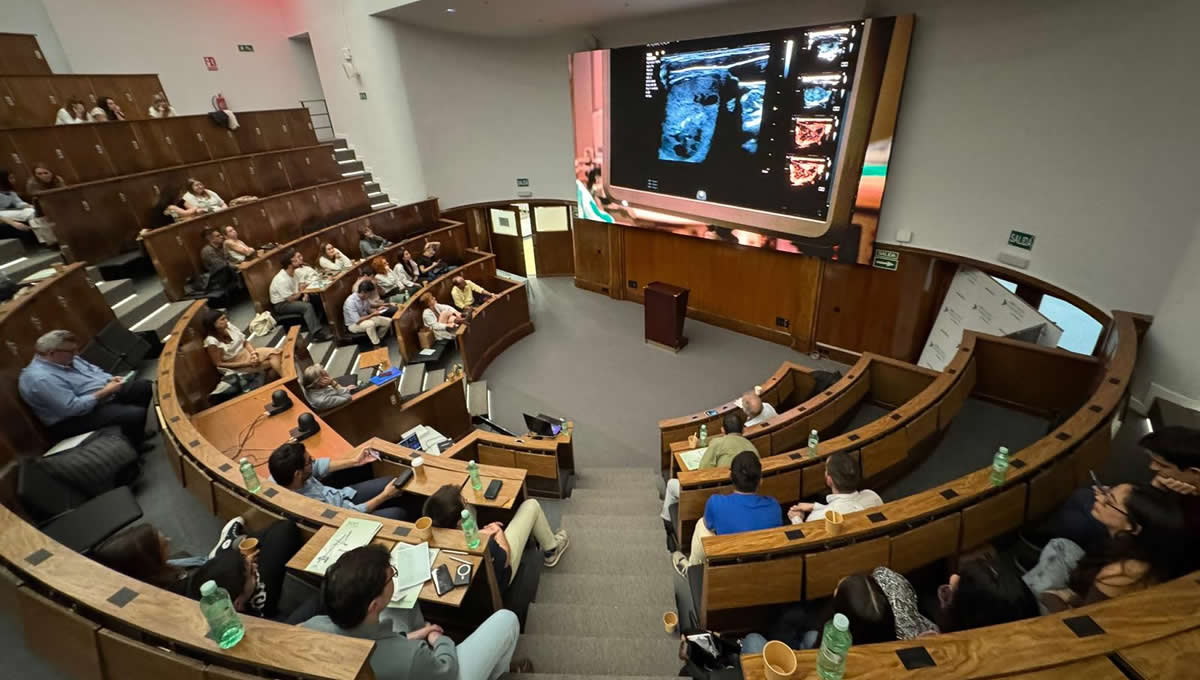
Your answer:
[413,516,433,542]
[762,640,797,680]
[825,510,845,535]
[238,537,259,560]
[412,456,425,480]
[663,611,678,634]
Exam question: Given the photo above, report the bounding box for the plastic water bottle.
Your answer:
[816,612,851,680]
[990,446,1010,486]
[467,460,482,491]
[699,424,708,447]
[239,458,260,493]
[461,508,480,549]
[807,429,820,458]
[198,580,244,649]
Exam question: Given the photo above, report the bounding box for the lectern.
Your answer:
[644,281,689,352]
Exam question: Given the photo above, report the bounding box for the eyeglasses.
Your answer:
[1090,476,1127,517]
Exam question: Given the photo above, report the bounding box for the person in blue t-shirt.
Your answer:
[673,450,782,575]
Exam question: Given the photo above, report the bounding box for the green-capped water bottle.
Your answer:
[990,446,1010,486]
[461,508,480,549]
[698,424,708,447]
[239,457,260,493]
[198,580,244,649]
[807,429,820,458]
[816,612,851,680]
[467,460,482,491]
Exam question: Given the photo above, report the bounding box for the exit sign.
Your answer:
[1008,230,1035,250]
[872,248,899,271]
[237,44,255,52]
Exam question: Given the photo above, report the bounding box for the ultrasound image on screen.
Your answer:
[656,44,769,163]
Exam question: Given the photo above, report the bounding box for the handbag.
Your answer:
[679,631,744,680]
[418,327,434,350]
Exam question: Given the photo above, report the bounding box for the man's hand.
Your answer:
[95,377,123,399]
[406,623,444,641]
[426,629,444,646]
[687,434,699,448]
[787,503,813,521]
[1153,473,1199,496]
[478,522,504,538]
[353,448,378,466]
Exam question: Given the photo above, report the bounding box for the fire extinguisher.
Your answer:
[212,92,227,111]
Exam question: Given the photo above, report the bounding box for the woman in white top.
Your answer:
[54,99,88,125]
[222,225,256,264]
[91,96,126,122]
[182,179,227,212]
[318,242,354,274]
[201,309,282,376]
[148,93,177,118]
[420,292,463,342]
[369,256,414,303]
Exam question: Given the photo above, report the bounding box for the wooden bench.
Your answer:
[391,248,496,361]
[0,72,164,129]
[40,142,342,263]
[456,275,534,382]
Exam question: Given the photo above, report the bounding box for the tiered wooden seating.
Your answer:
[3,108,316,193]
[443,422,575,499]
[40,142,343,263]
[457,275,533,381]
[0,263,115,465]
[0,33,51,75]
[0,72,164,129]
[390,248,493,360]
[695,312,1135,630]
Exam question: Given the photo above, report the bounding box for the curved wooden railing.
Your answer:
[390,249,497,361]
[457,276,534,382]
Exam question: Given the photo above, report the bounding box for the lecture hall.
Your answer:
[0,0,1198,679]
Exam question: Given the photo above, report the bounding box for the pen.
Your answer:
[446,555,471,565]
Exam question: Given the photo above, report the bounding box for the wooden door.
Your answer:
[530,202,575,277]
[486,205,525,276]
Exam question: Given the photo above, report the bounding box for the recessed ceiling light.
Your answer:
[446,7,456,12]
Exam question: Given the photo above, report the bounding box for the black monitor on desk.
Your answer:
[523,413,561,437]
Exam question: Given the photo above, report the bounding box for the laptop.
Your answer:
[523,413,562,437]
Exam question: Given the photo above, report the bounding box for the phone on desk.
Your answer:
[391,467,413,489]
[432,564,454,596]
[484,479,502,500]
[705,409,719,417]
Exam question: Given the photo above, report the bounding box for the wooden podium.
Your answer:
[644,281,689,352]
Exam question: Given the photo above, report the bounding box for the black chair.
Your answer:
[17,459,143,554]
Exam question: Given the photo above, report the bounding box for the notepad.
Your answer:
[369,367,402,386]
[388,544,440,609]
[419,348,436,356]
[678,447,706,471]
[304,518,382,575]
[390,541,432,591]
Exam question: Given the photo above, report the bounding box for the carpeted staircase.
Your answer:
[513,466,682,679]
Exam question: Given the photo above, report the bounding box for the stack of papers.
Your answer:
[678,447,706,471]
[389,542,440,609]
[303,518,383,575]
[401,424,450,455]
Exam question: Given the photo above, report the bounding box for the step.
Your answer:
[370,200,395,211]
[466,380,488,417]
[339,160,365,174]
[564,495,661,517]
[96,279,136,306]
[533,573,675,608]
[513,635,681,676]
[85,265,101,283]
[363,181,381,195]
[548,540,666,575]
[334,148,356,162]
[0,250,61,281]
[556,521,666,550]
[308,339,336,366]
[342,170,366,180]
[525,603,678,639]
[424,368,445,390]
[573,468,660,492]
[248,326,285,349]
[128,300,193,340]
[399,363,426,398]
[331,137,349,150]
[0,238,24,261]
[325,345,358,379]
[114,288,168,326]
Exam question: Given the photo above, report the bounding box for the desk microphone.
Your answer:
[266,389,292,416]
[290,413,320,441]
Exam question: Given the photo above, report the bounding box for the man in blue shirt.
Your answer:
[674,450,782,575]
[342,279,393,347]
[19,329,154,450]
[267,441,407,520]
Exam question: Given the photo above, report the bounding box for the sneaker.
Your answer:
[543,529,569,567]
[672,550,689,579]
[209,516,246,558]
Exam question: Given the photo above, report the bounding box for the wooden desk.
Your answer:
[359,347,391,371]
[360,437,526,512]
[286,525,484,608]
[1117,627,1200,680]
[192,384,351,474]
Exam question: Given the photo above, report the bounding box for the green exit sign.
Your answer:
[872,248,899,271]
[1008,230,1035,250]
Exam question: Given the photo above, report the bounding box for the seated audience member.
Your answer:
[398,249,423,285]
[788,451,882,523]
[55,99,88,125]
[200,228,234,274]
[319,242,354,274]
[270,250,331,341]
[202,309,283,377]
[358,224,393,257]
[291,250,325,291]
[91,95,126,122]
[222,225,257,264]
[25,162,67,196]
[268,441,407,519]
[182,178,227,213]
[741,390,778,427]
[303,545,529,679]
[343,280,393,347]
[1033,427,1200,558]
[148,92,177,118]
[659,411,758,537]
[93,518,303,620]
[937,555,1039,633]
[370,256,415,302]
[303,365,354,411]
[163,188,205,223]
[416,240,448,280]
[742,567,936,653]
[451,275,493,310]
[19,330,154,450]
[1023,483,1183,611]
[675,451,782,574]
[88,107,108,122]
[0,170,36,243]
[420,292,463,342]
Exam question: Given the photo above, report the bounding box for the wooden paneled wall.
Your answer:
[0,73,165,129]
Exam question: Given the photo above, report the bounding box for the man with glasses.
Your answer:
[267,441,407,519]
[19,329,154,450]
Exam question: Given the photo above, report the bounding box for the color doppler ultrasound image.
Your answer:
[793,117,835,149]
[788,157,829,187]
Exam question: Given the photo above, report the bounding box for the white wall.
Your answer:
[1133,222,1200,407]
[31,0,324,115]
[1,0,70,72]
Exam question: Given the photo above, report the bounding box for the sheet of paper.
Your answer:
[678,447,705,471]
[419,348,436,356]
[43,432,93,457]
[304,518,383,575]
[388,547,440,609]
[390,541,432,591]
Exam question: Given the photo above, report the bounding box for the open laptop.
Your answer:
[523,413,562,437]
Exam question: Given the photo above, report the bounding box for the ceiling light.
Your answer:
[446,7,456,12]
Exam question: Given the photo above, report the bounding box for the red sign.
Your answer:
[203,56,218,71]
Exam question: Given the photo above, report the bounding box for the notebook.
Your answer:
[678,447,706,471]
[303,518,382,575]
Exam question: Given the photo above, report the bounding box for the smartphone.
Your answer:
[1089,470,1102,488]
[432,564,454,596]
[364,448,382,461]
[705,409,719,417]
[484,479,503,500]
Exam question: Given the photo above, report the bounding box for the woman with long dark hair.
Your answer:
[91,95,126,122]
[201,308,283,377]
[937,555,1039,633]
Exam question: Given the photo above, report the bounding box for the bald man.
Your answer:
[741,391,778,427]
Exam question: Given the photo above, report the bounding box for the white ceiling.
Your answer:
[372,0,744,38]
